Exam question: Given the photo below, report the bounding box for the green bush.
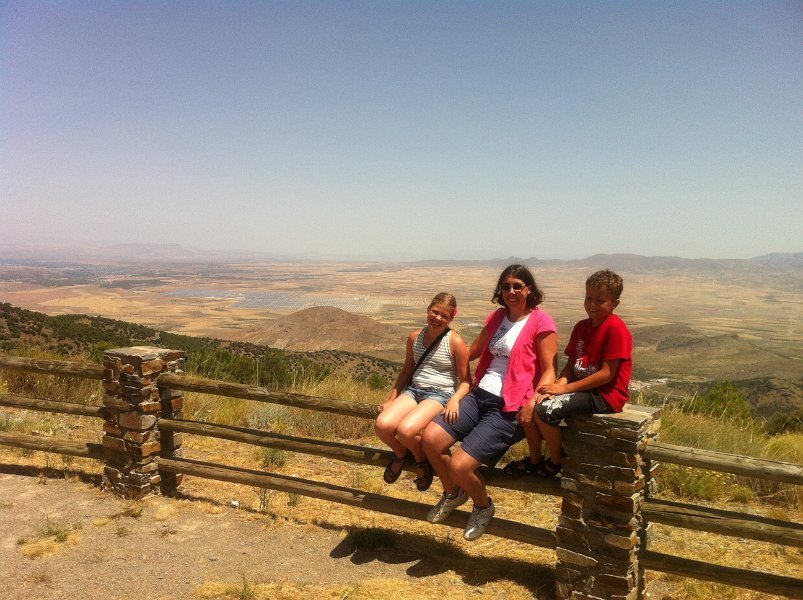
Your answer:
[765,410,803,435]
[677,381,752,422]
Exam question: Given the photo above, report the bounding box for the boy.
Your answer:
[503,269,633,478]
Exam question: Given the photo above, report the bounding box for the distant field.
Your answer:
[1,260,800,383]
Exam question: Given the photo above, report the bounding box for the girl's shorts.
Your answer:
[535,391,614,427]
[402,386,453,406]
[432,387,523,467]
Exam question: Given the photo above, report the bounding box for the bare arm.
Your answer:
[519,331,558,427]
[382,330,419,410]
[540,358,622,396]
[444,332,472,423]
[468,325,490,361]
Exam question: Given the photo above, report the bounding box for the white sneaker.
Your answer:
[426,488,469,523]
[463,499,495,541]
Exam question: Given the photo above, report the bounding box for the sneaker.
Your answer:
[426,488,469,523]
[463,499,495,541]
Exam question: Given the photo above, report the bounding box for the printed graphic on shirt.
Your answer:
[573,339,599,379]
[489,324,511,358]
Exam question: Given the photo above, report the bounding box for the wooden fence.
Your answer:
[0,350,801,599]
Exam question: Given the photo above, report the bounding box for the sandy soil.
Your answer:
[2,472,531,600]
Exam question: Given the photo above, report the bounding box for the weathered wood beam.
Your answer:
[644,441,803,485]
[0,432,105,460]
[0,394,106,418]
[641,549,803,599]
[643,497,803,548]
[0,356,105,380]
[157,373,381,418]
[157,418,562,496]
[157,455,557,549]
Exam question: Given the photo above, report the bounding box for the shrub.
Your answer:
[677,381,752,422]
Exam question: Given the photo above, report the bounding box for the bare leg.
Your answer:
[533,410,563,464]
[375,394,418,466]
[396,399,444,465]
[421,421,457,494]
[448,447,490,507]
[522,424,545,463]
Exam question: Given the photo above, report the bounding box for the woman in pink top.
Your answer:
[421,264,558,541]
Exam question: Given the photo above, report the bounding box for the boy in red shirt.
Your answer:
[502,269,633,478]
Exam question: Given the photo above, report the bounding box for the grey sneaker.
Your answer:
[463,499,495,541]
[426,488,469,523]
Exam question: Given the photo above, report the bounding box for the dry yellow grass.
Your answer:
[1,422,801,599]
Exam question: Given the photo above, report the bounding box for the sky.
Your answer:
[1,1,801,261]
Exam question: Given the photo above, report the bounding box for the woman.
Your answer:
[421,264,558,541]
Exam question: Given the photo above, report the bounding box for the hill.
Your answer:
[2,301,800,417]
[252,306,407,359]
[631,323,802,416]
[0,302,401,385]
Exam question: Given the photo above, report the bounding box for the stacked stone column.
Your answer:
[101,347,186,499]
[555,406,661,600]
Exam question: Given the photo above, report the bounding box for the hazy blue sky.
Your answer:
[2,1,801,261]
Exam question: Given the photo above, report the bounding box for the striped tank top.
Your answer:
[410,328,457,393]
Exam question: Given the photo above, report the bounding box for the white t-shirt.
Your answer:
[478,314,530,396]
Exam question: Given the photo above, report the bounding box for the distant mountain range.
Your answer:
[1,241,800,270]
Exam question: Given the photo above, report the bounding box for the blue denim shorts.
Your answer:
[431,387,523,467]
[402,385,453,406]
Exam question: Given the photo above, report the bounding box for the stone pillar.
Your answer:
[554,405,661,600]
[101,347,185,499]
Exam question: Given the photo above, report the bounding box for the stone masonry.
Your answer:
[101,347,186,499]
[555,405,661,600]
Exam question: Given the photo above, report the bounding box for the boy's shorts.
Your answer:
[402,386,452,406]
[535,391,614,427]
[431,387,523,467]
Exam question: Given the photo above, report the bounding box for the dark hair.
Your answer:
[492,264,543,309]
[586,269,623,300]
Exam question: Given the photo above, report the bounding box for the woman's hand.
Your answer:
[444,397,460,423]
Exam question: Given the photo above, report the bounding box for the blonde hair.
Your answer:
[428,292,457,317]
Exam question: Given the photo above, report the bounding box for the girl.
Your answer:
[375,292,471,492]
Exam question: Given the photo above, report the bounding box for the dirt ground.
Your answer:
[0,470,555,600]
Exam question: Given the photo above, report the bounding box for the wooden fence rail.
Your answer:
[0,356,105,379]
[1,351,802,599]
[0,431,105,459]
[2,391,801,549]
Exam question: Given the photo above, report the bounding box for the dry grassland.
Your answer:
[1,389,801,600]
[2,260,800,362]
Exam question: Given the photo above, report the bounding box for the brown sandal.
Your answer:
[383,453,407,484]
[414,460,433,492]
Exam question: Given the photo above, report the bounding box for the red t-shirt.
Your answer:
[565,314,632,411]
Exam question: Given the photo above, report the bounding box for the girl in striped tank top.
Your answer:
[375,293,471,492]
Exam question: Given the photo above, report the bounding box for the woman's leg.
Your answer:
[448,447,489,507]
[421,421,458,494]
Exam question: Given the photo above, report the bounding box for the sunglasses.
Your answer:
[500,283,527,292]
